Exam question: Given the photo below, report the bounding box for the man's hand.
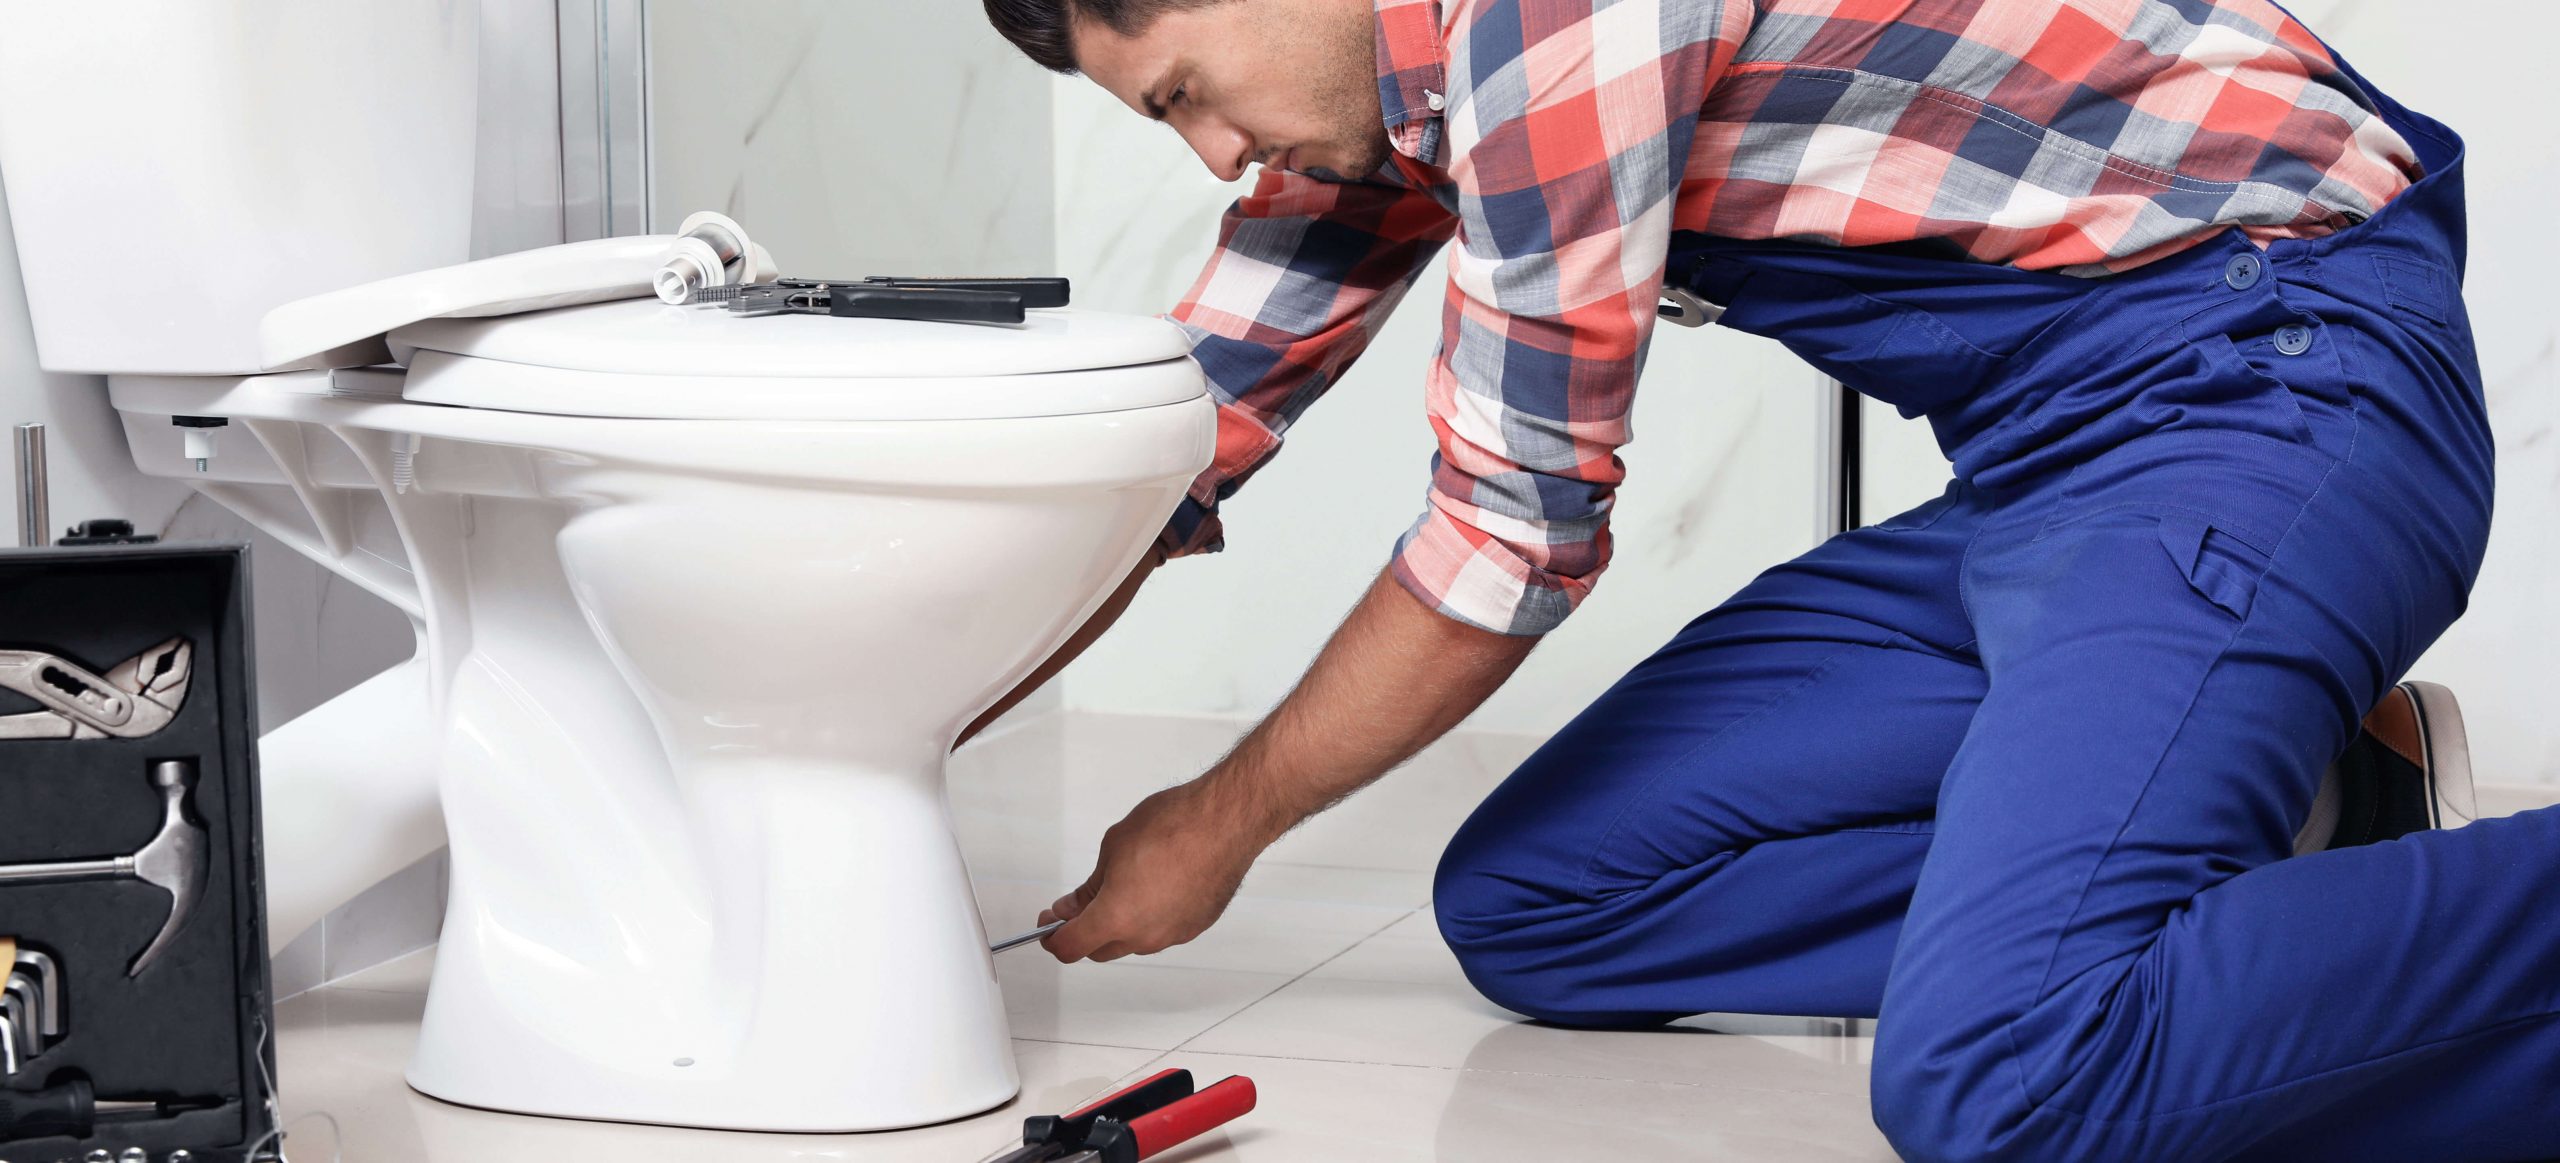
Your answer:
[1041,780,1273,962]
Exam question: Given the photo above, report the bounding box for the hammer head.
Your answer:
[128,759,209,977]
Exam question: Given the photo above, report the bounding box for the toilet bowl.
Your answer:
[102,297,1213,1129]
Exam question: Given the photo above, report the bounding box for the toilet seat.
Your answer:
[393,299,1204,422]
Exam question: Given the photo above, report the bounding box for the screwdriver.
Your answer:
[1,1078,209,1139]
[991,920,1063,954]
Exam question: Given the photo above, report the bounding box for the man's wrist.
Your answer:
[1191,754,1301,850]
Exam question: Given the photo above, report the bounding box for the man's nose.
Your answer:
[1180,119,1255,183]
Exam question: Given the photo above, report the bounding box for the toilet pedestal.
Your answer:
[408,751,1019,1131]
[392,414,1200,1130]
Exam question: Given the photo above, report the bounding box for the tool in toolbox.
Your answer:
[1,980,38,1063]
[686,275,1071,325]
[0,1077,218,1141]
[2,942,61,1081]
[978,1067,1256,1163]
[4,943,64,1054]
[0,761,206,976]
[0,940,63,1081]
[0,639,192,741]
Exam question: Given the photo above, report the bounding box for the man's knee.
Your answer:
[1430,846,1565,1019]
[1429,898,1656,1027]
[1432,845,1694,1028]
[1431,843,1596,1019]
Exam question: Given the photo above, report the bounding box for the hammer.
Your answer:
[0,760,207,976]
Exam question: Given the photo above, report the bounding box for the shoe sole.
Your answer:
[2399,679,2478,829]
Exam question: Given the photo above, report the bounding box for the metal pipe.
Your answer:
[1813,378,1863,540]
[12,423,46,548]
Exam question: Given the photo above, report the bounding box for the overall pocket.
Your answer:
[2195,331,2320,448]
[2156,508,2275,620]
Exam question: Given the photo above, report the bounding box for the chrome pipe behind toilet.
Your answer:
[12,423,45,548]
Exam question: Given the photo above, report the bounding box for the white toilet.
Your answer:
[0,3,1212,1132]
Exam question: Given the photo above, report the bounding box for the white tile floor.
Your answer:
[272,711,2560,1163]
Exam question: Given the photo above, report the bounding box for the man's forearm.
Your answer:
[1200,568,1541,845]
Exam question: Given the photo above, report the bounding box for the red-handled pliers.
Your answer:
[977,1068,1257,1163]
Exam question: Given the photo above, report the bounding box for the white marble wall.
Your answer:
[1859,0,2560,787]
[646,0,1057,277]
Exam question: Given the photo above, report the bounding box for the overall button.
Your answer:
[2224,252,2263,290]
[2274,323,2313,355]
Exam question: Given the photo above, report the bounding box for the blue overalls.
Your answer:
[1431,45,2552,1163]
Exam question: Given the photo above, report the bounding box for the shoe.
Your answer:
[2295,680,2479,855]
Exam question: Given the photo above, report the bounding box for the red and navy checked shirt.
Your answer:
[1160,0,2418,635]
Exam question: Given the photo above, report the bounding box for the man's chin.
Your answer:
[1304,144,1394,183]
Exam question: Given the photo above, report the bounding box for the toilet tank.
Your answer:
[0,1,483,374]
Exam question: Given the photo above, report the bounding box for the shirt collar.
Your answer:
[1374,0,1448,167]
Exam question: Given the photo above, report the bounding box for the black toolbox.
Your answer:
[0,544,279,1161]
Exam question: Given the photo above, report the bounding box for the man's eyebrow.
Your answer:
[1139,69,1174,120]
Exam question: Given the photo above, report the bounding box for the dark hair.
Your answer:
[982,0,1228,74]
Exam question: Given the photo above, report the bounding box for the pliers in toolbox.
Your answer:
[0,637,192,740]
[979,1067,1257,1163]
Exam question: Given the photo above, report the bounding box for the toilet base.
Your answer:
[405,738,1023,1132]
[402,982,1022,1132]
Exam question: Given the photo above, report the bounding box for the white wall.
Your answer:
[1049,2,2560,786]
[647,0,1057,278]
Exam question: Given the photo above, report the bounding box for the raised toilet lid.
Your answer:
[390,299,1204,422]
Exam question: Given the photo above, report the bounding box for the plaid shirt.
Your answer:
[1163,0,2418,635]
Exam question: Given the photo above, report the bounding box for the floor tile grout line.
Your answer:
[1015,1037,1199,1054]
[1163,905,1430,1056]
[1101,1045,1877,1100]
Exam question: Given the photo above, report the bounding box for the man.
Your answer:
[973,0,2543,1159]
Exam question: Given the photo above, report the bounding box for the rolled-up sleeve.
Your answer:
[1388,0,1747,634]
[1160,167,1458,557]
